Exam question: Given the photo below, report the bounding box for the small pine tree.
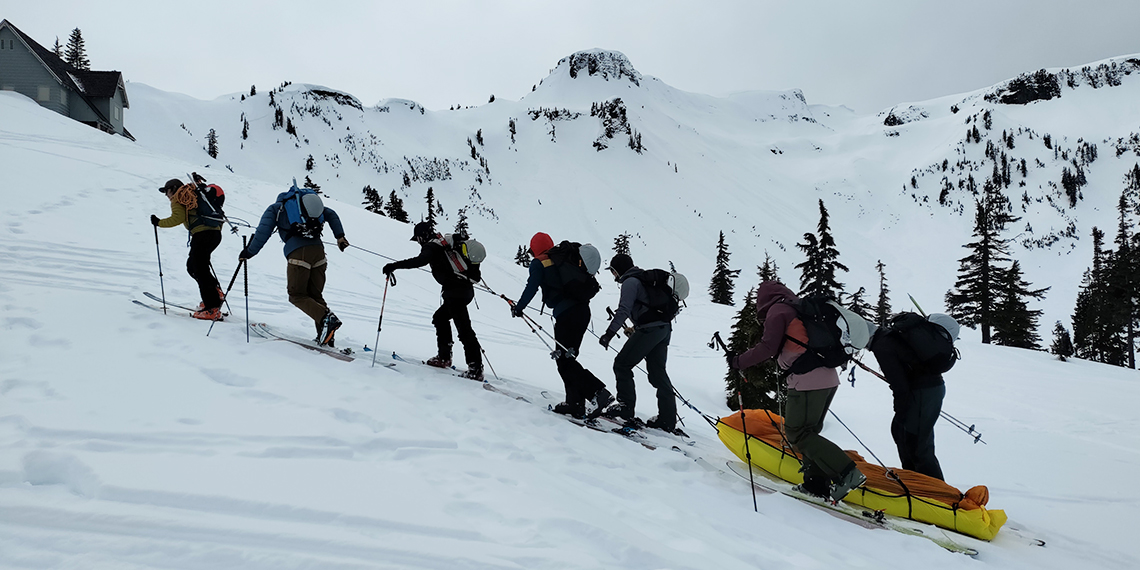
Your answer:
[1050,321,1074,361]
[250,85,257,96]
[454,207,469,236]
[709,231,740,305]
[514,246,532,267]
[476,129,484,146]
[843,287,875,320]
[64,28,90,70]
[488,94,496,103]
[305,154,314,171]
[303,176,321,193]
[990,260,1048,349]
[205,129,218,159]
[241,119,249,140]
[757,251,780,283]
[613,232,631,256]
[424,187,436,228]
[53,37,63,57]
[362,185,385,215]
[875,260,892,327]
[385,191,409,222]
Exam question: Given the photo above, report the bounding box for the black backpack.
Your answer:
[632,269,681,324]
[542,241,600,305]
[189,183,225,229]
[785,295,853,374]
[887,312,958,374]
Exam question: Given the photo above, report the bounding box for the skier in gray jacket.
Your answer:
[598,253,677,432]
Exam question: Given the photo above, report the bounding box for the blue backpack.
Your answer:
[278,183,325,239]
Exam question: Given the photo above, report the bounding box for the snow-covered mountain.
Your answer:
[1,49,1139,569]
[124,49,1140,339]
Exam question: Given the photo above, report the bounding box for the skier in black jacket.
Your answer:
[384,222,483,380]
[868,313,959,481]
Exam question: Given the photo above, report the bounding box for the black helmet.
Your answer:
[607,253,634,277]
[411,221,436,243]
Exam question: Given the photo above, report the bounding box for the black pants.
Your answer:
[613,323,674,428]
[186,230,222,310]
[433,285,481,366]
[892,384,945,480]
[553,303,606,406]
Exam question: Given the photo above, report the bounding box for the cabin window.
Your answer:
[38,86,50,101]
[61,90,67,105]
[112,106,120,120]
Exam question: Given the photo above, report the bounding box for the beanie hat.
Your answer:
[411,221,436,242]
[160,178,183,193]
[607,253,634,276]
[529,232,554,255]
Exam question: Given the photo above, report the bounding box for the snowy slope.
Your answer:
[1,52,1139,568]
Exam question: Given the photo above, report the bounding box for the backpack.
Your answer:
[785,295,857,375]
[278,183,325,239]
[189,183,225,229]
[886,312,959,374]
[438,232,486,278]
[631,269,688,324]
[542,241,601,305]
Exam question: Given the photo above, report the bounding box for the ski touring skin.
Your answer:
[133,299,225,321]
[250,322,355,362]
[390,352,527,400]
[724,461,980,556]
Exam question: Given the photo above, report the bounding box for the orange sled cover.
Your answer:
[718,410,1007,541]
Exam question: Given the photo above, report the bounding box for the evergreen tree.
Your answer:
[514,246,532,267]
[990,260,1048,349]
[241,118,249,140]
[945,182,1019,343]
[1050,321,1074,361]
[64,28,90,70]
[454,207,469,236]
[205,129,218,159]
[53,37,62,57]
[709,231,739,305]
[1071,228,1127,364]
[724,288,785,411]
[843,287,875,320]
[305,154,314,171]
[875,260,892,327]
[795,199,848,298]
[362,185,385,215]
[424,187,436,229]
[757,252,779,283]
[475,129,484,146]
[250,85,257,96]
[385,191,409,222]
[302,176,321,193]
[613,232,631,256]
[1110,167,1140,368]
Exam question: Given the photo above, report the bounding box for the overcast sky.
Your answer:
[6,1,1140,113]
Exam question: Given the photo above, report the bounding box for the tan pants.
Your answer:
[286,244,329,324]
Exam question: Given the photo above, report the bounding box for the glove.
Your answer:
[238,247,252,262]
[337,237,350,252]
[150,214,160,226]
[599,331,616,349]
[511,305,524,318]
[725,351,739,369]
[382,263,395,275]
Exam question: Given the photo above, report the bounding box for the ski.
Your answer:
[482,381,531,403]
[554,409,656,450]
[133,299,224,321]
[143,292,228,317]
[725,461,979,556]
[249,322,354,362]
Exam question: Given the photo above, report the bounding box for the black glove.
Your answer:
[150,214,160,226]
[382,263,395,275]
[511,305,524,318]
[599,331,616,349]
[239,247,252,261]
[725,351,739,369]
[337,237,350,252]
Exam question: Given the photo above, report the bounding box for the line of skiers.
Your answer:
[152,177,962,491]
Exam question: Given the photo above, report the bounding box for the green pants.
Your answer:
[286,244,329,325]
[784,387,855,484]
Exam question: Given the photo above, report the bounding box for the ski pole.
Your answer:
[153,225,167,315]
[737,391,759,513]
[370,273,395,368]
[209,262,234,317]
[243,236,249,344]
[851,358,986,444]
[207,259,245,337]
